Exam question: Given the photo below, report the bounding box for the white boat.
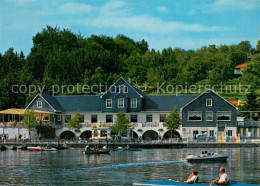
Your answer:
[27,146,57,151]
[186,153,228,163]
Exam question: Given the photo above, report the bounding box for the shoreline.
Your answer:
[1,142,260,149]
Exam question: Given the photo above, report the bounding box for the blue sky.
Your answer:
[0,0,259,56]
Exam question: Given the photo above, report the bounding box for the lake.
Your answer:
[0,147,259,185]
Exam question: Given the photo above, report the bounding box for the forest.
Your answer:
[0,26,259,110]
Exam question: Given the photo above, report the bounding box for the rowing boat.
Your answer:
[132,180,258,185]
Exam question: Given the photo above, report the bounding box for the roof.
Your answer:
[229,100,237,105]
[235,63,247,69]
[143,94,199,111]
[41,94,64,112]
[54,95,102,112]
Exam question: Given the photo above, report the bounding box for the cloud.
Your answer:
[59,2,94,14]
[206,0,260,12]
[77,14,230,34]
[157,6,168,13]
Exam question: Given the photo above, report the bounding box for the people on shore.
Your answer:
[210,167,230,185]
[184,169,198,183]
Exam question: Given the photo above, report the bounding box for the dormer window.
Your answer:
[206,99,212,106]
[123,86,128,93]
[106,99,112,108]
[116,87,120,93]
[118,98,124,108]
[37,101,42,108]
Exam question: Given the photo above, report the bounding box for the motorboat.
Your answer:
[185,153,228,163]
[133,180,258,185]
[27,146,57,151]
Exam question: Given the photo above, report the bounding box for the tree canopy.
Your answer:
[0,26,259,111]
[68,111,82,133]
[111,111,130,134]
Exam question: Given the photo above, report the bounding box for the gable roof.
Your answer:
[54,95,102,112]
[41,94,64,112]
[100,77,143,98]
[143,94,199,111]
[25,93,61,112]
[181,89,237,110]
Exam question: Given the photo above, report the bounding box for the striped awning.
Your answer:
[0,108,52,115]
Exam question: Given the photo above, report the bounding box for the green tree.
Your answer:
[239,91,260,120]
[163,106,181,141]
[24,110,36,139]
[112,111,129,135]
[68,111,82,133]
[242,53,260,88]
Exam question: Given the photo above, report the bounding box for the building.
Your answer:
[234,63,247,76]
[24,77,238,140]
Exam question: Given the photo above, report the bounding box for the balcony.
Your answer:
[238,121,260,127]
[142,123,160,127]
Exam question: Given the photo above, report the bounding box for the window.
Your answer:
[146,114,153,122]
[217,111,231,121]
[37,101,42,108]
[123,86,128,93]
[210,130,214,136]
[130,115,138,123]
[106,99,112,108]
[130,98,137,108]
[79,115,84,123]
[118,98,124,108]
[91,115,98,123]
[57,115,62,121]
[188,111,202,121]
[65,115,71,123]
[206,111,213,121]
[116,86,120,93]
[106,115,113,123]
[206,99,212,106]
[227,130,232,136]
[160,114,166,122]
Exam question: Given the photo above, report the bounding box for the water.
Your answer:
[0,148,260,185]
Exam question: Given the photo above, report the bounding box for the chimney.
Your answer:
[128,78,131,84]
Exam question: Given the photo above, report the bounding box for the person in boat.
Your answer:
[84,145,90,151]
[210,167,230,185]
[184,169,198,183]
[124,144,130,149]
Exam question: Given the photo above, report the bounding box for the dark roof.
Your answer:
[143,94,199,111]
[54,95,102,112]
[41,94,64,112]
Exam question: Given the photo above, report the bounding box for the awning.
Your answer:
[0,108,52,115]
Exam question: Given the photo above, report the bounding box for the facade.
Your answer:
[26,77,238,140]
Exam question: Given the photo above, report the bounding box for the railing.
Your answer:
[238,121,260,127]
[142,123,159,127]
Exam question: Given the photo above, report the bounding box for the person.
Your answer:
[125,144,130,149]
[210,167,230,185]
[84,145,90,151]
[184,169,198,183]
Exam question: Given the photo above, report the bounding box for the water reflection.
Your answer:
[0,148,259,184]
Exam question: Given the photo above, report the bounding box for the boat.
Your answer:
[133,180,258,186]
[81,149,110,154]
[27,146,57,151]
[185,153,228,163]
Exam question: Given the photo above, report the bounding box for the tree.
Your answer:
[239,91,260,120]
[24,110,36,139]
[68,111,82,133]
[242,53,260,88]
[163,106,181,142]
[111,111,129,136]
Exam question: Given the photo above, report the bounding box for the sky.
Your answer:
[0,0,260,56]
